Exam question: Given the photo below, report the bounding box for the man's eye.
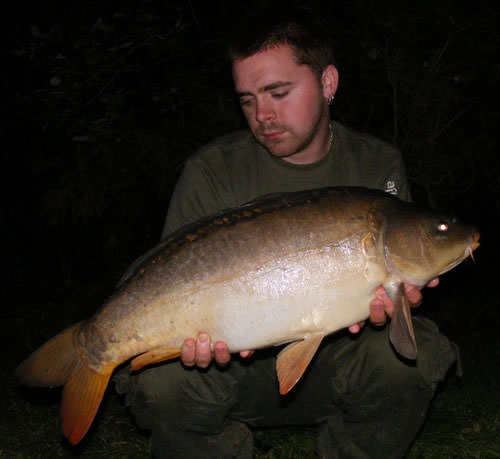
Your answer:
[239,99,251,107]
[272,91,288,99]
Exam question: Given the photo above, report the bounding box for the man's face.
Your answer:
[232,44,334,163]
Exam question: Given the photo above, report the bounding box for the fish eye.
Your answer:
[437,222,449,232]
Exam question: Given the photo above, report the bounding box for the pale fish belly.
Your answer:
[196,244,386,351]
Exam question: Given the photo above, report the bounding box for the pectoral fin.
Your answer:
[130,347,181,371]
[389,290,417,360]
[276,334,324,395]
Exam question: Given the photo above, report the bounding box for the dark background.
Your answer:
[3,0,499,455]
[5,0,499,307]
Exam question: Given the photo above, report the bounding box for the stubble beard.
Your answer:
[255,125,318,159]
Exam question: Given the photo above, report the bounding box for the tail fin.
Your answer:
[61,359,114,444]
[16,322,83,387]
[16,321,115,444]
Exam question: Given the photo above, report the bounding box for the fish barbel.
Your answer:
[16,186,479,444]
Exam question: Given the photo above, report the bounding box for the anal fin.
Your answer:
[130,347,181,372]
[276,333,324,395]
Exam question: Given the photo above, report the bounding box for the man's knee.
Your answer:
[329,317,458,404]
[361,317,456,384]
[410,317,459,391]
[114,362,183,430]
[115,362,253,459]
[114,361,239,434]
[317,319,457,458]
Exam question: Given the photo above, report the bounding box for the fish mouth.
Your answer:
[468,231,480,262]
[436,231,480,278]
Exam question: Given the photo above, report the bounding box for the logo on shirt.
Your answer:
[385,180,398,195]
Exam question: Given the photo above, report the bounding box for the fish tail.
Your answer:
[60,357,114,444]
[15,322,83,387]
[16,321,114,444]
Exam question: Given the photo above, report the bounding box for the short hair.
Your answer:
[227,10,336,77]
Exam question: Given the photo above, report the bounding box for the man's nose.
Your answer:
[255,100,276,123]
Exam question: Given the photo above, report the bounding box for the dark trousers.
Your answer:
[114,317,457,458]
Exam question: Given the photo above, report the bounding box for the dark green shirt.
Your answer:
[162,121,410,238]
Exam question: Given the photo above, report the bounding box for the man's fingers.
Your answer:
[348,322,365,334]
[404,277,439,307]
[214,341,231,366]
[180,338,196,366]
[370,297,389,325]
[239,350,254,358]
[427,278,440,288]
[181,334,237,368]
[372,286,393,321]
[404,284,423,306]
[194,332,212,368]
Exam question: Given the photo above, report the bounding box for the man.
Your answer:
[115,14,456,458]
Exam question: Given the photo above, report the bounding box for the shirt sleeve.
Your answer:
[385,147,412,202]
[367,135,412,202]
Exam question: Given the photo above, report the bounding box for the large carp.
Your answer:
[16,187,479,445]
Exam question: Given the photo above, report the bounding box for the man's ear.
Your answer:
[321,65,339,100]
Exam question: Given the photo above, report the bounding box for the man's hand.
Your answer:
[180,332,253,368]
[348,278,440,333]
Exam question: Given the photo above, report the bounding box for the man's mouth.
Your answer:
[262,131,285,140]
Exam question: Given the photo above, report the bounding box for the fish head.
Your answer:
[382,204,480,286]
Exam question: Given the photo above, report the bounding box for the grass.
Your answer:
[408,381,500,458]
[3,378,498,458]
